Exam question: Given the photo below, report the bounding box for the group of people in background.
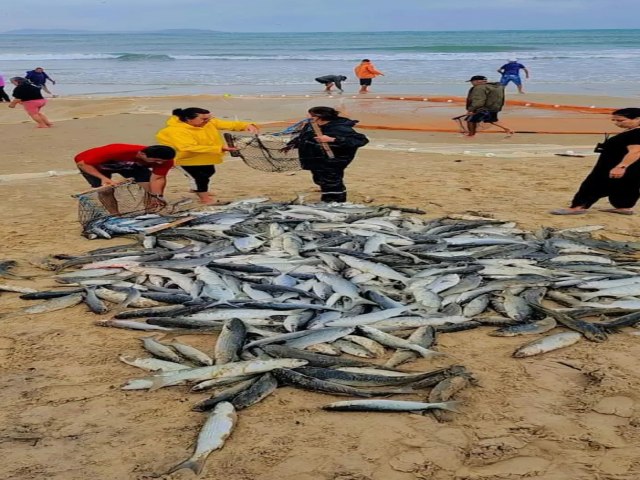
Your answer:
[4,57,639,216]
[315,59,385,94]
[1,67,56,127]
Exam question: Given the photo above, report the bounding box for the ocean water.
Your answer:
[0,30,639,98]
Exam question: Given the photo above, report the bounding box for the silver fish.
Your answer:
[322,399,460,412]
[167,401,237,475]
[146,358,308,391]
[170,341,214,366]
[141,337,183,363]
[512,332,582,357]
[215,318,247,364]
[489,317,557,337]
[118,355,189,372]
[22,293,84,314]
[358,326,443,358]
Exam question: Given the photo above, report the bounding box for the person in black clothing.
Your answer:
[8,77,52,128]
[314,75,347,93]
[550,108,640,216]
[287,106,369,202]
[0,74,10,102]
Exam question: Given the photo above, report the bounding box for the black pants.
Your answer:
[180,165,216,193]
[311,167,347,202]
[0,87,9,102]
[571,166,640,209]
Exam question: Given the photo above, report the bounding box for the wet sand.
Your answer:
[1,94,639,480]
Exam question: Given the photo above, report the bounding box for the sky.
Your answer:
[2,0,639,32]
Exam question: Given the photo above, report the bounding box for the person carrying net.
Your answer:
[284,106,369,203]
[74,144,176,215]
[156,107,259,205]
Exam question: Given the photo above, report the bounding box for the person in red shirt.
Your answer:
[75,143,176,214]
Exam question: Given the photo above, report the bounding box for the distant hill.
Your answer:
[153,29,223,34]
[1,29,93,34]
[1,28,223,35]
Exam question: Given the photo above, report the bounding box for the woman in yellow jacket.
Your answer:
[156,107,259,204]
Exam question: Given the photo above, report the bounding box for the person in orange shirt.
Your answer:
[354,59,384,94]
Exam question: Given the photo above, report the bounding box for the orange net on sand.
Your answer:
[263,97,615,135]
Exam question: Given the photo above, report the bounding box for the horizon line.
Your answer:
[2,27,640,35]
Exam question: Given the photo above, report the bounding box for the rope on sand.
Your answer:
[0,170,80,183]
[379,96,615,115]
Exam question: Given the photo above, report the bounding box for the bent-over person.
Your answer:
[75,144,176,214]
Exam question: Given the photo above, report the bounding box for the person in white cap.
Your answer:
[497,59,529,94]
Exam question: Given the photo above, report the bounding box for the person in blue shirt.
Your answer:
[497,59,529,94]
[25,67,56,96]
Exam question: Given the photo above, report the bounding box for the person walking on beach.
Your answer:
[550,108,640,216]
[285,106,369,202]
[463,75,513,137]
[354,59,384,94]
[25,67,57,96]
[497,59,529,94]
[0,74,10,102]
[75,144,176,215]
[156,107,259,205]
[315,75,347,94]
[7,77,52,128]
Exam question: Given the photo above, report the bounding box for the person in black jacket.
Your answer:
[314,75,348,93]
[550,108,640,216]
[287,106,369,202]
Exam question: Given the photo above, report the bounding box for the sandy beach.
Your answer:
[1,93,639,480]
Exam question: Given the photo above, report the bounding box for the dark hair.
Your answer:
[172,107,210,122]
[10,77,28,85]
[361,59,370,62]
[141,145,176,160]
[308,106,340,121]
[612,108,640,119]
[340,75,347,80]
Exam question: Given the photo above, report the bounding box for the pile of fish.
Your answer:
[3,198,640,475]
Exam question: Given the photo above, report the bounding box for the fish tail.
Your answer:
[350,297,378,307]
[438,400,461,413]
[167,456,206,475]
[148,377,168,392]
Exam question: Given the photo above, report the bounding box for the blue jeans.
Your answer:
[500,74,522,86]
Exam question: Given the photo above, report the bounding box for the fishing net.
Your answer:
[224,132,302,173]
[72,180,170,232]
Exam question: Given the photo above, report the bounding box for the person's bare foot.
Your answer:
[600,208,634,215]
[196,193,216,204]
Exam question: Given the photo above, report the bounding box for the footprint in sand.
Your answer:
[592,396,635,418]
[457,456,551,478]
[0,336,16,365]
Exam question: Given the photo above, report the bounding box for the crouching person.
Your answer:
[75,143,176,214]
